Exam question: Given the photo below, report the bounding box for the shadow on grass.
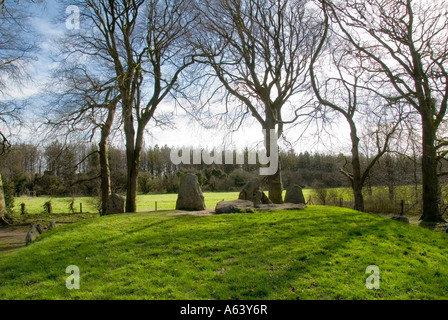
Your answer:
[3,209,448,299]
[418,220,448,233]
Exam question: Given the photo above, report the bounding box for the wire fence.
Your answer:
[306,186,433,217]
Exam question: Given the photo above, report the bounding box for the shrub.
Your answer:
[311,181,328,205]
[3,177,15,214]
[138,173,151,194]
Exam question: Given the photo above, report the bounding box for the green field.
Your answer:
[9,184,431,217]
[11,190,315,215]
[1,205,448,299]
[14,192,244,215]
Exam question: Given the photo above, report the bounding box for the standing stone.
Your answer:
[35,223,45,234]
[284,184,305,204]
[105,193,125,215]
[176,173,206,211]
[215,200,254,214]
[238,178,271,207]
[25,223,44,245]
[391,215,410,224]
[48,220,56,230]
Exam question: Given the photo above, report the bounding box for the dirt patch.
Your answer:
[0,220,74,258]
[0,225,29,258]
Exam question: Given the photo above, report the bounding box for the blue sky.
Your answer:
[6,0,64,99]
[6,0,350,154]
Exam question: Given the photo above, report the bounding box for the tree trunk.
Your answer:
[0,172,6,224]
[126,162,138,213]
[124,104,137,213]
[353,178,364,212]
[388,184,394,203]
[265,124,283,204]
[124,116,145,213]
[350,122,364,212]
[98,101,117,216]
[268,157,283,204]
[386,158,395,203]
[420,111,441,221]
[99,139,111,216]
[127,142,143,213]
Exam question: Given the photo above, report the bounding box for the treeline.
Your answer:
[0,142,429,199]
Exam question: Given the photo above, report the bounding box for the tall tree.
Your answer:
[310,7,405,211]
[322,0,448,221]
[0,0,38,224]
[71,0,198,212]
[45,63,120,214]
[194,0,324,203]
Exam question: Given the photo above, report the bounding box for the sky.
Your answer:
[4,0,352,155]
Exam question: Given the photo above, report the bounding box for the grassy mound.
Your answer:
[0,206,447,300]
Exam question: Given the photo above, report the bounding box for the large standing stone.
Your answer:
[25,223,44,245]
[284,184,305,204]
[176,173,206,211]
[238,178,271,207]
[105,193,125,215]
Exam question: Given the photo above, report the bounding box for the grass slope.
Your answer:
[0,206,447,300]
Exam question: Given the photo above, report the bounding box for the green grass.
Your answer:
[1,206,448,300]
[12,190,314,215]
[136,192,241,212]
[7,191,311,227]
[14,196,100,215]
[14,192,242,215]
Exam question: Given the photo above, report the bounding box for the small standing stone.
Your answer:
[176,173,206,211]
[391,215,409,224]
[284,184,305,204]
[48,220,56,230]
[238,178,271,207]
[25,223,44,245]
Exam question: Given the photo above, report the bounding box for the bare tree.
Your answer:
[321,0,448,221]
[123,0,198,212]
[310,14,406,211]
[0,1,38,224]
[0,2,38,153]
[194,0,324,203]
[57,0,198,212]
[45,60,121,215]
